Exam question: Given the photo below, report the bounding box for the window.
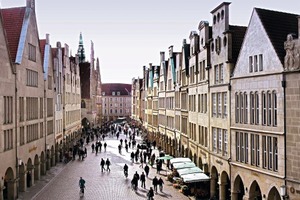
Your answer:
[20,97,24,122]
[223,92,227,117]
[214,64,224,84]
[4,96,13,124]
[236,132,240,161]
[28,43,36,61]
[224,130,228,156]
[254,55,258,72]
[249,56,253,72]
[244,93,248,123]
[240,93,244,123]
[112,92,115,96]
[236,132,248,163]
[255,92,260,124]
[217,93,222,117]
[26,69,38,87]
[214,65,219,84]
[20,126,25,145]
[259,54,263,71]
[273,91,277,126]
[218,129,222,153]
[4,129,13,151]
[245,133,249,163]
[235,93,239,123]
[250,93,254,124]
[262,136,267,168]
[212,93,216,116]
[262,92,267,125]
[48,75,52,89]
[213,128,217,152]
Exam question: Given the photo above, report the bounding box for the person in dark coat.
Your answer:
[144,164,150,177]
[100,158,105,172]
[152,176,158,193]
[140,172,146,188]
[106,158,111,171]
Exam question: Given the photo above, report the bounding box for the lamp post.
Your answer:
[280,185,289,200]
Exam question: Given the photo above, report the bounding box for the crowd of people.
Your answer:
[74,120,167,199]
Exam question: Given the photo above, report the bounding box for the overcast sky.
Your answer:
[1,0,300,84]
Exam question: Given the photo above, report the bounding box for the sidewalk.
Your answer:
[17,162,68,200]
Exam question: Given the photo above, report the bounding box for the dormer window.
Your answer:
[112,92,115,96]
[102,92,105,96]
[221,10,225,20]
[117,92,120,95]
[213,15,217,24]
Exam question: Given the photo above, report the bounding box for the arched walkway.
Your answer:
[193,153,197,165]
[26,158,33,188]
[51,146,55,167]
[210,166,219,199]
[232,175,245,200]
[267,186,281,200]
[19,164,26,192]
[220,171,230,200]
[249,181,262,200]
[40,151,46,175]
[3,167,15,200]
[198,157,203,169]
[34,155,40,181]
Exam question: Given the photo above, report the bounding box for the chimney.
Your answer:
[298,16,300,39]
[46,34,50,45]
[169,46,173,58]
[183,39,187,45]
[26,0,35,11]
[160,52,165,63]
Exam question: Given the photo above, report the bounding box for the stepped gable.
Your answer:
[255,8,299,65]
[1,7,26,63]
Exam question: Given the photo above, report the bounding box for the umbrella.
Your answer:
[172,162,196,170]
[157,155,174,160]
[170,157,192,164]
[181,173,210,183]
[177,167,203,176]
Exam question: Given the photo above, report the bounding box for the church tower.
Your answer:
[77,32,85,63]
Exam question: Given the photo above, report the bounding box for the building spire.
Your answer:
[77,32,85,63]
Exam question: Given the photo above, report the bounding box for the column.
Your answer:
[210,174,217,198]
[231,191,239,200]
[219,182,227,200]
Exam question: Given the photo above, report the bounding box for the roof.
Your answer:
[255,8,299,65]
[1,7,26,63]
[101,83,132,96]
[39,39,46,61]
[229,25,247,64]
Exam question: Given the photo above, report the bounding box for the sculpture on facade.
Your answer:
[284,34,300,71]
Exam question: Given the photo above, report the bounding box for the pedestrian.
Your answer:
[102,134,105,141]
[140,172,146,189]
[104,142,107,152]
[125,143,129,152]
[139,157,144,168]
[99,141,102,152]
[106,158,111,171]
[100,158,105,172]
[130,152,135,163]
[133,171,140,187]
[91,143,95,153]
[152,176,158,193]
[128,141,131,148]
[144,164,150,177]
[147,187,154,200]
[158,177,164,192]
[120,139,123,146]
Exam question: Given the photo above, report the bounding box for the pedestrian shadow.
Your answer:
[156,192,173,198]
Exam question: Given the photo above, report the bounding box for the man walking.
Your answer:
[140,172,146,189]
[106,158,111,171]
[100,158,105,172]
[144,164,150,177]
[152,176,158,193]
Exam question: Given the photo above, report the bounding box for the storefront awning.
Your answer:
[177,167,203,176]
[170,157,192,164]
[181,173,210,183]
[172,162,195,170]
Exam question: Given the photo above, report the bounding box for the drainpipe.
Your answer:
[14,63,19,198]
[282,74,287,198]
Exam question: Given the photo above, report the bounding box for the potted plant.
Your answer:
[181,185,189,195]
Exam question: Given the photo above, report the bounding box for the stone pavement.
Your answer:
[18,133,190,200]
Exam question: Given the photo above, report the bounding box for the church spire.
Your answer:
[77,32,85,63]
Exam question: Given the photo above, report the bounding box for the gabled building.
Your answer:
[101,83,132,121]
[208,3,246,199]
[79,37,101,128]
[231,7,299,200]
[0,0,56,198]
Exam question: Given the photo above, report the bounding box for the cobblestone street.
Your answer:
[18,134,189,200]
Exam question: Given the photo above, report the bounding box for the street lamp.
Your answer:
[280,185,289,200]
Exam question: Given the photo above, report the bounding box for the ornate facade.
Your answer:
[132,2,300,200]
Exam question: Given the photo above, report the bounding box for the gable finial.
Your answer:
[26,0,35,11]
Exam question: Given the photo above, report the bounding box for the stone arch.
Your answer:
[233,175,245,200]
[210,166,219,199]
[34,154,40,181]
[193,153,197,165]
[55,142,59,163]
[198,157,203,169]
[267,186,281,200]
[249,180,262,200]
[40,151,46,175]
[220,171,231,200]
[189,149,193,160]
[51,145,55,166]
[19,163,26,192]
[185,147,189,158]
[26,158,33,188]
[46,149,51,170]
[4,167,15,200]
